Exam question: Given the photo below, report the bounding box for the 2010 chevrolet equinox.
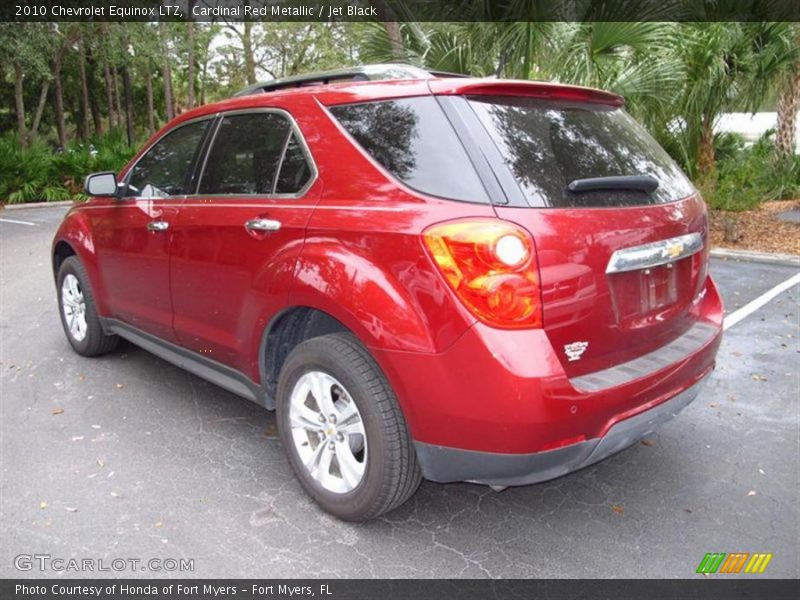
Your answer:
[52,64,723,521]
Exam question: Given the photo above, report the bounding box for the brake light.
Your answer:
[422,219,542,329]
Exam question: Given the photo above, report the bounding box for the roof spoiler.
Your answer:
[429,79,625,107]
[234,64,469,97]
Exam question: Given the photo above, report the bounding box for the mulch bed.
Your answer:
[709,200,800,256]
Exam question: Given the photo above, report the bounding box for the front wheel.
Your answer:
[57,256,119,357]
[276,333,421,521]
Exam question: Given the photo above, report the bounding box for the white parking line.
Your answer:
[723,271,800,330]
[0,217,37,226]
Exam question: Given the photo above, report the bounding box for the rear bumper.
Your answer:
[414,373,708,486]
[370,276,723,482]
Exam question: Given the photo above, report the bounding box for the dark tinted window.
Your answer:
[330,97,488,203]
[199,113,293,195]
[275,134,312,194]
[469,96,694,208]
[126,120,209,197]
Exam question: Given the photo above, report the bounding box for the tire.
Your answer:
[57,256,119,357]
[276,333,422,521]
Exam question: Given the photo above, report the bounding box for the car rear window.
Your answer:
[469,96,695,208]
[329,97,489,204]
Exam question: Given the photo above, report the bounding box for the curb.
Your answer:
[711,247,800,267]
[1,200,75,211]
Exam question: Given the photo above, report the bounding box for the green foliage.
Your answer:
[0,131,136,203]
[1,21,798,209]
[706,133,800,211]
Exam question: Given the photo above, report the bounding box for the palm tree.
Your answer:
[769,24,800,159]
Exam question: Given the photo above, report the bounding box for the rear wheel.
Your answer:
[57,256,119,357]
[276,333,421,521]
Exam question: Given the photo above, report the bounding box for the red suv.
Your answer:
[52,65,723,521]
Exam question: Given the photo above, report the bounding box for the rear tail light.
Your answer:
[422,219,542,329]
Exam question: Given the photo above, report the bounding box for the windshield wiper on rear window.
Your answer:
[567,175,659,194]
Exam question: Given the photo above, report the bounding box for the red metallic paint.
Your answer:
[53,76,723,460]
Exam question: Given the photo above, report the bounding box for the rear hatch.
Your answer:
[467,94,709,377]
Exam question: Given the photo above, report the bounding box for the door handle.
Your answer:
[147,220,169,232]
[245,218,281,233]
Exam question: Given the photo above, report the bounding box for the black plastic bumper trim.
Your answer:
[414,373,709,487]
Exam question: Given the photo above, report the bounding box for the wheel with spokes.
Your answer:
[276,333,421,521]
[57,257,118,356]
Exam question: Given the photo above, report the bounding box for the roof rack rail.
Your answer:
[233,63,469,97]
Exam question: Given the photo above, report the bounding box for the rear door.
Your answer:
[169,109,320,377]
[464,95,709,377]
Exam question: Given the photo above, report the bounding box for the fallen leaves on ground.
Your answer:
[51,408,64,415]
[747,490,757,497]
[39,501,48,509]
[611,504,625,516]
[262,422,278,437]
[641,439,654,447]
[751,374,768,381]
[710,200,800,255]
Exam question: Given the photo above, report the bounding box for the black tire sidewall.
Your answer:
[277,338,392,521]
[56,257,105,356]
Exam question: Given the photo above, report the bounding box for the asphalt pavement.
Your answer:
[1,205,798,578]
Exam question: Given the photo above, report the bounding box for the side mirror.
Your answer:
[84,171,119,197]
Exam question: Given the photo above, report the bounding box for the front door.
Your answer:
[91,117,212,342]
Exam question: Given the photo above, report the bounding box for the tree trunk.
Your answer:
[775,64,799,160]
[146,69,156,135]
[384,22,403,60]
[103,60,116,129]
[200,40,210,105]
[112,67,123,123]
[243,21,256,85]
[85,44,104,135]
[89,84,103,136]
[186,6,196,109]
[159,22,175,120]
[697,115,716,189]
[30,79,50,142]
[73,94,86,142]
[13,61,27,147]
[53,50,67,148]
[101,23,116,130]
[77,37,92,141]
[122,65,135,145]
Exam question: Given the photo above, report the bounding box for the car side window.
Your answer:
[125,120,209,198]
[274,133,312,194]
[199,112,312,196]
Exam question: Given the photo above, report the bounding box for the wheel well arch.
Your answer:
[52,241,77,278]
[259,306,350,402]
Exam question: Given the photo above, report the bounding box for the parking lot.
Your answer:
[1,205,798,578]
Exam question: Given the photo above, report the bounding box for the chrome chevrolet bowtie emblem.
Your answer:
[664,241,684,259]
[564,341,589,362]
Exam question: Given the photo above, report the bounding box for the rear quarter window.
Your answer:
[329,97,489,204]
[469,96,695,208]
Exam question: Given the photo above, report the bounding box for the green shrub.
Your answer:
[0,131,136,204]
[707,133,800,212]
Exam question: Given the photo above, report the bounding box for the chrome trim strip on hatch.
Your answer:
[606,232,703,274]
